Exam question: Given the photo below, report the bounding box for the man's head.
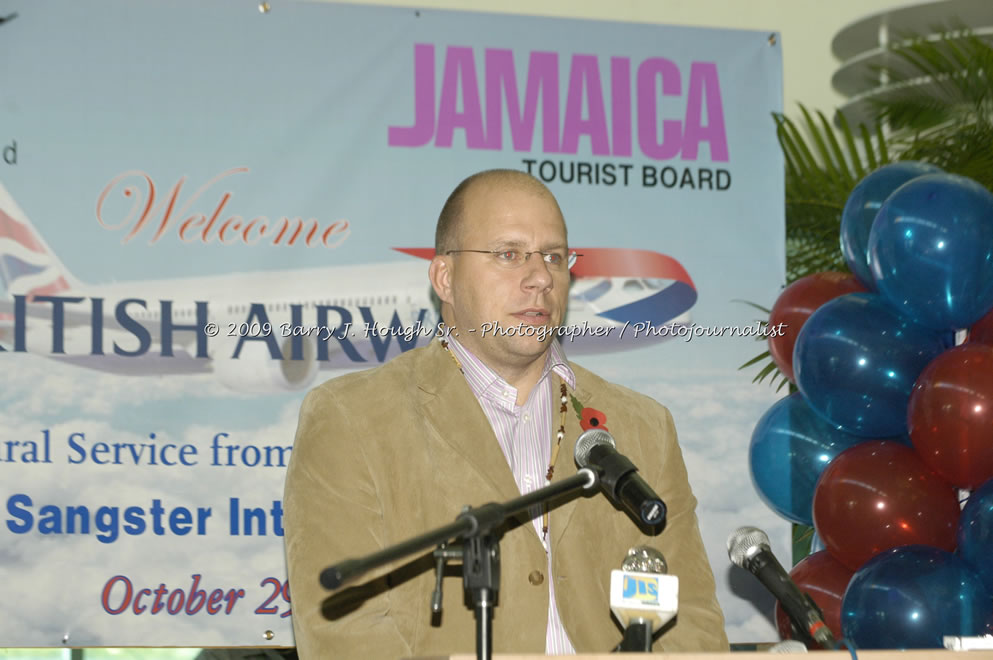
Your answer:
[429,169,572,380]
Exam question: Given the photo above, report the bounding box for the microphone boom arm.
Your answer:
[320,467,598,590]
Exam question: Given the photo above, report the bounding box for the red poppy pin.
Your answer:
[571,394,607,431]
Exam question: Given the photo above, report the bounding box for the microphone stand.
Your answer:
[320,467,599,660]
[617,622,653,652]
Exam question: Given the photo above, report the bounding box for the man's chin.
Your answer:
[502,333,556,360]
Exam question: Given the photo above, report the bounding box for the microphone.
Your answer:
[769,640,809,653]
[610,546,678,652]
[573,429,666,528]
[727,526,836,650]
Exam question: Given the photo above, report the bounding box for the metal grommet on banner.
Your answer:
[61,633,70,645]
[258,2,271,13]
[263,630,274,641]
[768,33,777,46]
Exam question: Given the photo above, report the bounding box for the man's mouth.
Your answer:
[513,309,551,325]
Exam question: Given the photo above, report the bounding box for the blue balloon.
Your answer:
[958,477,993,594]
[870,172,993,330]
[749,392,873,525]
[793,293,948,437]
[841,161,942,289]
[841,545,993,649]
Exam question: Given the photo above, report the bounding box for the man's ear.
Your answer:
[428,256,454,305]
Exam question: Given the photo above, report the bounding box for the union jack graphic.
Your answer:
[0,181,75,303]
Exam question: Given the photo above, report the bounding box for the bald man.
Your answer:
[283,169,728,658]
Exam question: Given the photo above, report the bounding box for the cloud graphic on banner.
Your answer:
[0,353,273,416]
[0,375,301,646]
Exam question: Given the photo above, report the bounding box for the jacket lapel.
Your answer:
[416,341,523,503]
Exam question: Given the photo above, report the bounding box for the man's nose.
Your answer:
[521,254,553,289]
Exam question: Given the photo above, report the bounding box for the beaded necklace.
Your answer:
[441,338,567,542]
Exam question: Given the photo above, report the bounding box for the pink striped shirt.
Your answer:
[446,335,577,655]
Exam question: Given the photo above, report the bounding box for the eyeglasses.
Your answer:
[445,249,583,270]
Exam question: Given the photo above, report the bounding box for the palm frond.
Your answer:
[872,31,993,132]
[739,350,771,370]
[731,300,772,315]
[792,524,815,565]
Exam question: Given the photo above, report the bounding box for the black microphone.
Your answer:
[726,526,836,650]
[574,429,666,528]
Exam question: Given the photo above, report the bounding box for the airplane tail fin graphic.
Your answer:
[0,181,78,300]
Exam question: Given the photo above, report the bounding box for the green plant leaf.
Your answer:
[792,524,815,565]
[738,350,771,370]
[732,299,773,315]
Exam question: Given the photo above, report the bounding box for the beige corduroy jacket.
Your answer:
[284,340,728,658]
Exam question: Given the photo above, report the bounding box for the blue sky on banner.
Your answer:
[0,0,788,646]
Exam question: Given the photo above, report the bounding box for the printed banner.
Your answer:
[0,0,786,647]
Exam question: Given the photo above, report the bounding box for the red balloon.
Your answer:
[969,306,993,345]
[812,440,961,571]
[768,272,866,382]
[775,551,854,643]
[908,344,993,488]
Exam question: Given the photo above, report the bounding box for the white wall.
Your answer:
[315,0,909,117]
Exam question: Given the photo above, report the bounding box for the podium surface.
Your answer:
[411,653,993,660]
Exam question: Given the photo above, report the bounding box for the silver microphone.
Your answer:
[613,545,675,652]
[769,640,809,653]
[621,545,668,575]
[727,526,835,650]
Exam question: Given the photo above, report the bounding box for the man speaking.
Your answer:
[283,169,728,657]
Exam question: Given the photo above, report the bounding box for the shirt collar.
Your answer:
[442,334,576,402]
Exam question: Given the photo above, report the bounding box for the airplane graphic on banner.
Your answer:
[0,182,696,393]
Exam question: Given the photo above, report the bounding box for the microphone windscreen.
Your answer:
[574,428,614,467]
[727,525,771,567]
[769,639,809,653]
[621,545,668,574]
